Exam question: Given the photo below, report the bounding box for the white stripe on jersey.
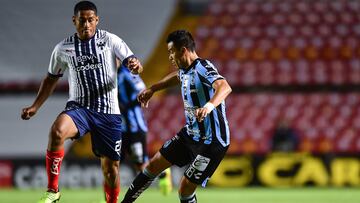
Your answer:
[100,52,111,113]
[88,41,102,112]
[48,29,134,114]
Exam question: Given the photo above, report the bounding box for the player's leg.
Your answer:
[101,156,120,203]
[128,132,148,172]
[178,176,197,203]
[90,112,123,203]
[121,131,192,203]
[38,113,79,203]
[128,131,173,195]
[121,152,172,203]
[178,143,229,203]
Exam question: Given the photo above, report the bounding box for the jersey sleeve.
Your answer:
[109,33,134,63]
[48,44,66,77]
[197,60,224,86]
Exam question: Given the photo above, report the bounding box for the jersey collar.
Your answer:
[181,58,201,73]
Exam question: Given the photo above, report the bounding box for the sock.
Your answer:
[121,169,156,203]
[46,149,64,192]
[179,193,197,203]
[104,182,120,203]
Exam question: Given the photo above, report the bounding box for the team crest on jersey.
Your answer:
[97,41,106,50]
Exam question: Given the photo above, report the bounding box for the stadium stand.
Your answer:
[1,0,358,157]
[145,93,360,154]
[144,0,360,155]
[194,0,360,86]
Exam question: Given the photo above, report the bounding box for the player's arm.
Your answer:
[112,33,143,74]
[137,71,179,107]
[21,74,60,120]
[116,57,143,74]
[195,79,232,122]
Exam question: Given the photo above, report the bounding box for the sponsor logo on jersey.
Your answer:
[76,54,98,63]
[72,63,103,72]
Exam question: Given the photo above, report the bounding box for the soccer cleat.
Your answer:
[37,191,61,203]
[158,168,172,196]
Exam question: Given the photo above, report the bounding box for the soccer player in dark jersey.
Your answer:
[118,64,149,171]
[20,1,143,203]
[121,30,232,203]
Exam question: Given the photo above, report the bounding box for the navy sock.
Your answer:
[121,169,155,203]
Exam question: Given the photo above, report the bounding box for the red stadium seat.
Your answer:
[195,0,360,86]
[145,93,360,154]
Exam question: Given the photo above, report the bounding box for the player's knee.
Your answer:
[178,178,196,196]
[101,160,119,179]
[49,124,66,143]
[145,152,169,175]
[146,162,158,174]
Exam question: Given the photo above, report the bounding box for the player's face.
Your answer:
[167,42,185,69]
[73,10,99,40]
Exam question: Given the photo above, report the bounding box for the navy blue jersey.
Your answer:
[117,65,148,133]
[178,58,230,147]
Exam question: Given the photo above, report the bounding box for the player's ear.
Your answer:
[95,16,99,25]
[72,16,76,25]
[181,47,187,54]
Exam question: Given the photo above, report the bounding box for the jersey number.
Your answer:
[115,140,122,155]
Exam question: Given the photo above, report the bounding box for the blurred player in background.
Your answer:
[116,64,172,195]
[20,1,142,203]
[117,64,149,172]
[121,30,232,203]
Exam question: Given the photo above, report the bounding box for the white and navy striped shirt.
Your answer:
[48,29,134,114]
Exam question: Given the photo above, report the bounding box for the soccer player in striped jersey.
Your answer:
[20,1,142,203]
[121,30,232,203]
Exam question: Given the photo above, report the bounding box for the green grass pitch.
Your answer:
[0,187,359,203]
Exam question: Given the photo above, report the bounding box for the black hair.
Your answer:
[166,30,196,52]
[74,1,97,15]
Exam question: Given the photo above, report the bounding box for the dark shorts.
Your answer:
[121,131,148,165]
[159,127,228,186]
[63,102,123,160]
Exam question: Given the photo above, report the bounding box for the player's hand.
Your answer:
[21,106,37,120]
[195,107,210,122]
[137,88,154,108]
[127,57,143,74]
[195,103,215,122]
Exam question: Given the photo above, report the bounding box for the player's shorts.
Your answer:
[159,127,229,186]
[63,101,123,160]
[120,131,148,165]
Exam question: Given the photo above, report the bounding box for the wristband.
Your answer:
[203,102,215,112]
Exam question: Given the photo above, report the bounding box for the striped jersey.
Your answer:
[117,65,148,133]
[48,29,134,114]
[179,58,230,147]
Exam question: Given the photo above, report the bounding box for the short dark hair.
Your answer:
[74,1,97,15]
[166,30,196,52]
